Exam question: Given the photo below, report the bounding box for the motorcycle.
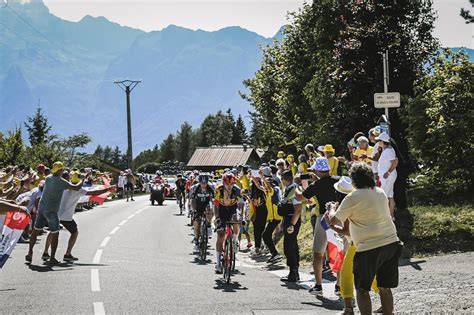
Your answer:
[150,184,165,206]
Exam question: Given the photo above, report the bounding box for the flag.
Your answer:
[320,216,345,272]
[0,211,30,268]
[90,192,110,205]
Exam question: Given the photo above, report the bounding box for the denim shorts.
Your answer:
[34,211,60,233]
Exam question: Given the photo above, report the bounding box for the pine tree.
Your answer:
[174,122,194,163]
[231,115,247,145]
[24,106,52,146]
[160,134,175,162]
[2,128,25,166]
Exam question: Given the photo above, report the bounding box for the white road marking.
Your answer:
[135,206,148,214]
[91,269,101,292]
[127,214,135,219]
[93,302,105,315]
[110,227,120,235]
[100,237,111,248]
[118,220,127,226]
[92,249,103,264]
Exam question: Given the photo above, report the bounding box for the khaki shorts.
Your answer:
[313,215,328,254]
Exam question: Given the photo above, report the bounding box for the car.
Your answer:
[163,177,177,199]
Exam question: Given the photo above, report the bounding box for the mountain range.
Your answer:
[1,0,472,155]
[0,0,276,153]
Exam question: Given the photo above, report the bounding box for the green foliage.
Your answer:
[244,1,438,162]
[460,0,474,23]
[133,145,161,169]
[136,162,161,174]
[0,128,25,166]
[197,110,234,146]
[232,115,248,145]
[174,122,194,163]
[94,145,127,169]
[160,134,176,162]
[403,49,474,197]
[62,133,92,165]
[24,106,52,146]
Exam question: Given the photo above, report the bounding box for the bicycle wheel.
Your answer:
[200,222,207,260]
[224,237,232,283]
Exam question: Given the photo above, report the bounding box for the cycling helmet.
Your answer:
[155,170,162,175]
[198,174,209,184]
[222,173,236,185]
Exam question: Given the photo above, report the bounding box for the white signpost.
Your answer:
[374,92,401,108]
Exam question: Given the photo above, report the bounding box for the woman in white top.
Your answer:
[376,132,398,217]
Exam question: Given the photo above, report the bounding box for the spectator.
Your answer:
[376,132,398,217]
[353,136,374,165]
[296,157,338,295]
[327,163,402,315]
[26,161,83,265]
[322,144,339,176]
[368,127,382,180]
[278,170,302,283]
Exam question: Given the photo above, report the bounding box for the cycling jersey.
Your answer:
[176,178,186,193]
[214,184,241,229]
[190,184,214,214]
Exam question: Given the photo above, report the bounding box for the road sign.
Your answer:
[374,92,400,108]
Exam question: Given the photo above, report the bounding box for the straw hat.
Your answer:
[333,176,354,194]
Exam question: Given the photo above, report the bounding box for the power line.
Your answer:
[5,3,61,51]
[0,21,58,62]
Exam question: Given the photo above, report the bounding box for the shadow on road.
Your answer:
[190,257,213,265]
[399,259,426,270]
[26,262,108,272]
[213,279,249,293]
[301,296,343,311]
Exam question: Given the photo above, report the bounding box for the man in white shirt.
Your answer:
[117,172,127,199]
[42,171,113,262]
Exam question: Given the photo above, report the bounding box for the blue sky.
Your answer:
[36,0,473,48]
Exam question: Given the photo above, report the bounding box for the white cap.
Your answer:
[375,132,390,143]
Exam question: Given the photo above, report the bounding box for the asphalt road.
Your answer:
[1,195,472,314]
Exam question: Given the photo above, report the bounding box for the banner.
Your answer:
[0,211,30,268]
[320,216,345,272]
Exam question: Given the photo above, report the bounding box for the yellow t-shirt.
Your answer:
[265,187,282,221]
[353,146,374,165]
[298,162,308,174]
[240,175,250,191]
[328,156,339,176]
[334,187,399,252]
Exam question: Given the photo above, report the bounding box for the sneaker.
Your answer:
[215,263,222,274]
[267,254,282,263]
[25,254,32,263]
[47,258,60,265]
[340,308,354,315]
[41,253,50,261]
[193,244,200,254]
[250,248,261,258]
[261,247,270,255]
[309,284,323,296]
[280,271,299,283]
[63,254,79,262]
[246,242,253,249]
[373,306,383,313]
[335,284,341,296]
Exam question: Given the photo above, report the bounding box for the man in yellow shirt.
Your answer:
[322,144,339,176]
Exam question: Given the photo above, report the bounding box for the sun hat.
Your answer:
[334,176,354,194]
[52,161,64,174]
[317,145,325,153]
[287,154,295,162]
[70,171,81,184]
[369,126,382,137]
[310,157,330,172]
[323,144,335,153]
[277,151,285,158]
[276,158,286,166]
[375,132,390,143]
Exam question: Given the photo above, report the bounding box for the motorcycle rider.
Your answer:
[154,171,164,184]
[213,173,242,273]
[189,174,214,254]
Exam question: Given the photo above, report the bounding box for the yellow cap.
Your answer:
[70,171,81,184]
[52,161,64,174]
[287,154,294,162]
[277,151,285,158]
[323,144,335,153]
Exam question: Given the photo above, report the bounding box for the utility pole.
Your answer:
[382,50,390,120]
[114,79,141,171]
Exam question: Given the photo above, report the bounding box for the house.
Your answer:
[187,145,263,172]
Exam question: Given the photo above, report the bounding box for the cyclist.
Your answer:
[189,174,214,254]
[213,173,242,273]
[175,174,187,213]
